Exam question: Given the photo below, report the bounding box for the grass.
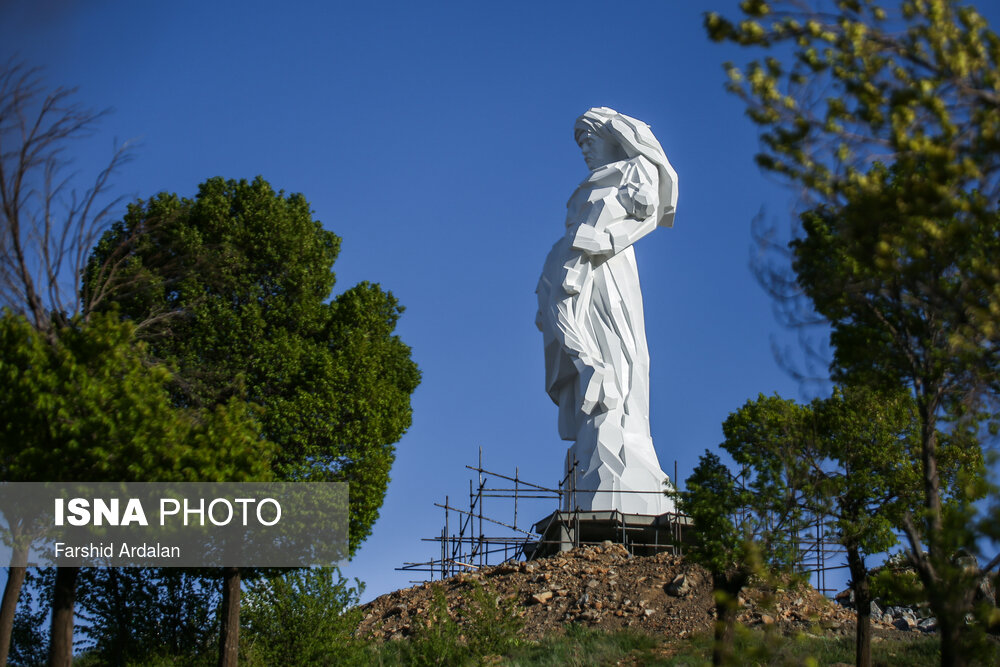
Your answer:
[365,622,998,667]
[655,627,946,667]
[501,624,660,666]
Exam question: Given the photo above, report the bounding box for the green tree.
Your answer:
[84,176,420,666]
[76,568,219,666]
[810,386,920,667]
[676,395,810,667]
[707,3,1000,664]
[676,452,762,666]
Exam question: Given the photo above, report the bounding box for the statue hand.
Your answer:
[618,182,657,220]
[570,224,613,258]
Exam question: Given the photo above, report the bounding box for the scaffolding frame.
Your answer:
[398,449,845,596]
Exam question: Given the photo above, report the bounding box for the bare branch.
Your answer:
[0,60,130,333]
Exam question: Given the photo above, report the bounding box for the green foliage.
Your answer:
[809,386,920,557]
[665,626,955,667]
[8,569,50,667]
[75,568,219,666]
[675,396,813,583]
[871,563,926,607]
[705,1,1000,218]
[85,176,420,551]
[398,588,466,667]
[240,567,367,666]
[460,581,525,657]
[708,3,1000,662]
[675,450,758,580]
[0,310,273,483]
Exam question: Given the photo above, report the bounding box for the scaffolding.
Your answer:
[398,449,845,596]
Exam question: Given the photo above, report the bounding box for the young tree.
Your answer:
[84,176,421,666]
[707,3,1000,663]
[676,395,809,666]
[676,452,758,666]
[810,386,920,667]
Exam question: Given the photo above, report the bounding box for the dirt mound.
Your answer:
[357,543,866,642]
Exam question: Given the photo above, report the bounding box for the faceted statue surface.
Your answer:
[536,107,677,515]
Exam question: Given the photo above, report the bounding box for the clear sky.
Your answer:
[5,1,999,602]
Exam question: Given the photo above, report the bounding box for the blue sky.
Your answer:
[6,1,999,602]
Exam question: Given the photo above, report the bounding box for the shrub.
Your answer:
[240,567,366,666]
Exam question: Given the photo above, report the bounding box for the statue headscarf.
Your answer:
[574,107,678,227]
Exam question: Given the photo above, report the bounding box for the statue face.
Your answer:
[578,130,623,169]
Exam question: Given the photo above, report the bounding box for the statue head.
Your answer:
[574,107,679,227]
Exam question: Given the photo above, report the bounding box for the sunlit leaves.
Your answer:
[85,177,420,553]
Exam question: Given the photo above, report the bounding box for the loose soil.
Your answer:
[357,543,898,643]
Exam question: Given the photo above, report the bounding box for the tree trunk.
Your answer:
[846,546,871,667]
[937,611,968,667]
[711,574,746,666]
[217,567,241,667]
[913,394,972,667]
[0,564,26,665]
[48,566,78,667]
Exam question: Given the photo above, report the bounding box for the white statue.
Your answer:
[536,107,677,515]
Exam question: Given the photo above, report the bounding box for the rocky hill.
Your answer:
[357,542,869,642]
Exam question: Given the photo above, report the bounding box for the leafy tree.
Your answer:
[76,568,219,666]
[676,396,810,667]
[809,386,920,667]
[84,175,420,665]
[712,388,981,667]
[707,3,1000,664]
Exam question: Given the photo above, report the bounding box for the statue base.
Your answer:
[526,509,692,560]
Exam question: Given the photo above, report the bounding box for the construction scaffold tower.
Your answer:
[398,449,847,596]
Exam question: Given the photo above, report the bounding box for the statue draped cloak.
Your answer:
[536,154,672,514]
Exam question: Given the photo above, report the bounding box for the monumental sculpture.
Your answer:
[536,107,677,515]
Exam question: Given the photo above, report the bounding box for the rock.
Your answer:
[644,608,655,617]
[760,614,775,625]
[531,591,554,605]
[666,574,691,597]
[918,618,938,633]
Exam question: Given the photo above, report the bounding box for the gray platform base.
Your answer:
[523,509,693,560]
